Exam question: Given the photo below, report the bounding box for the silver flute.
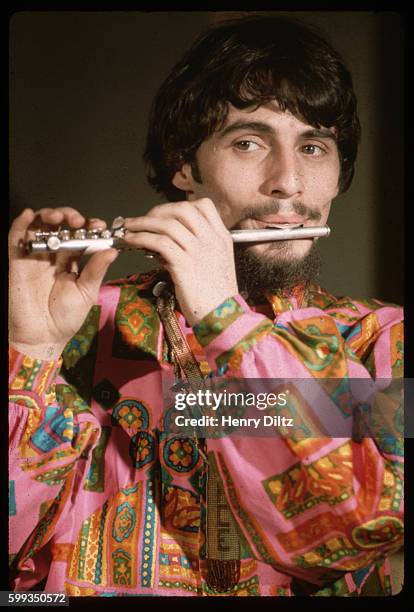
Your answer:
[25,220,330,255]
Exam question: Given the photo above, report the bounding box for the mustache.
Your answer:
[236,201,322,224]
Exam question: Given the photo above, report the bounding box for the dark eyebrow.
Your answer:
[217,121,274,139]
[301,128,337,142]
[217,121,337,142]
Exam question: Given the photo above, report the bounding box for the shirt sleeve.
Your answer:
[193,294,404,588]
[8,346,101,590]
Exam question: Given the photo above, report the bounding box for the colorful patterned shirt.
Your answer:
[9,271,404,596]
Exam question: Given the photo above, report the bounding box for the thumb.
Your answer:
[9,208,35,255]
[77,248,119,296]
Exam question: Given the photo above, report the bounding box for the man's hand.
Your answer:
[9,207,118,360]
[122,198,239,325]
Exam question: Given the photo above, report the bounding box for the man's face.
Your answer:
[173,101,341,293]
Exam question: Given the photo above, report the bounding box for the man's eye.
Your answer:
[302,144,326,156]
[233,140,261,151]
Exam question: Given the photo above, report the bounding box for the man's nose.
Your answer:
[261,148,303,199]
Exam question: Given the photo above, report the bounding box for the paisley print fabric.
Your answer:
[9,271,403,596]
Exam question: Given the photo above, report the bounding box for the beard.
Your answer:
[234,239,322,302]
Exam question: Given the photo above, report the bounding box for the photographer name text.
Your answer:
[174,414,294,428]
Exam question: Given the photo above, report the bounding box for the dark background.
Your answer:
[9,10,404,303]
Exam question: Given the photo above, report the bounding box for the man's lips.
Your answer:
[251,216,306,229]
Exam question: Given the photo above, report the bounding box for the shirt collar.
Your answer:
[264,282,309,316]
[245,282,337,317]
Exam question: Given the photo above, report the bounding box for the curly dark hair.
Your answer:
[144,15,361,201]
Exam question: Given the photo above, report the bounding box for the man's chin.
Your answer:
[249,239,313,262]
[234,240,322,300]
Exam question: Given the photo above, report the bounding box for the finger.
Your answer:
[121,231,180,264]
[9,208,36,242]
[144,202,182,218]
[8,208,53,260]
[54,218,107,273]
[54,251,83,275]
[69,258,80,277]
[77,248,119,296]
[25,209,85,244]
[145,201,198,223]
[86,217,107,230]
[9,208,37,259]
[30,207,86,229]
[26,209,90,268]
[194,198,229,235]
[123,217,195,250]
[135,202,210,238]
[30,211,98,271]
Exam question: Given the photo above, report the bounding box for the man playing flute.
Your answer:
[8,14,403,597]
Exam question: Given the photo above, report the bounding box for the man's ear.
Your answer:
[172,163,195,193]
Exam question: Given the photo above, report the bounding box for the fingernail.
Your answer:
[111,216,125,229]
